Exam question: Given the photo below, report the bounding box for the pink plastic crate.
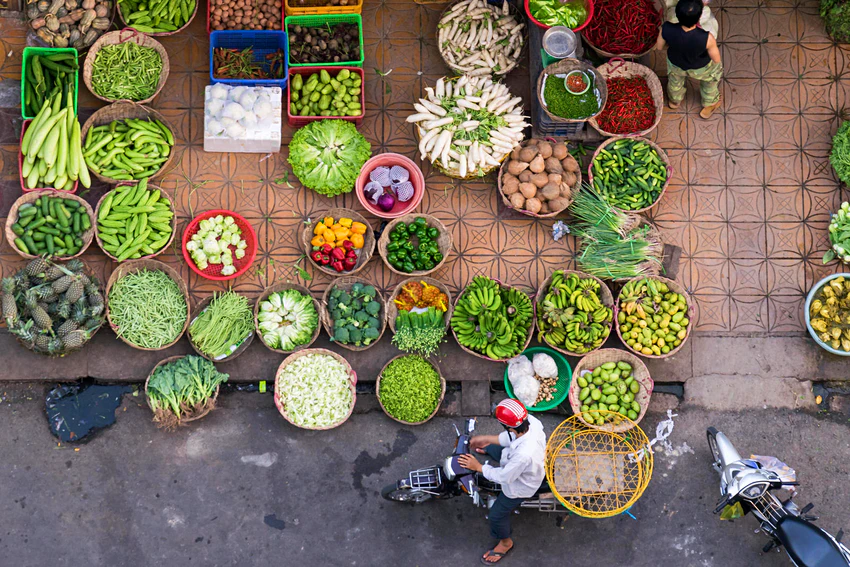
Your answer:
[287,66,364,127]
[19,120,79,195]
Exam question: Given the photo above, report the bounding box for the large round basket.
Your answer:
[525,0,594,31]
[387,277,453,333]
[376,355,447,425]
[588,59,664,138]
[503,346,573,412]
[378,214,452,277]
[94,184,176,262]
[535,269,614,357]
[253,283,323,355]
[83,29,170,105]
[321,276,387,352]
[273,348,357,431]
[569,348,654,432]
[105,258,190,351]
[583,34,657,60]
[614,276,693,360]
[188,294,255,363]
[587,136,671,215]
[5,190,95,260]
[498,139,582,218]
[805,273,850,356]
[117,0,198,36]
[302,208,375,277]
[536,59,608,124]
[145,355,220,426]
[80,101,176,184]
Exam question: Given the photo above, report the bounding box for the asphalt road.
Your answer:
[1,384,849,567]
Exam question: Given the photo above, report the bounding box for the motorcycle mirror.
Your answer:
[452,423,461,437]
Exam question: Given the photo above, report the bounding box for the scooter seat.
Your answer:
[776,516,847,567]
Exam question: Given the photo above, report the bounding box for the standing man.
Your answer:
[656,0,723,119]
[458,399,547,565]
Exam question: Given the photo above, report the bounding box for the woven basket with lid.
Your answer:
[253,282,323,354]
[376,355,446,425]
[83,29,170,105]
[377,214,452,277]
[321,276,387,352]
[302,208,374,277]
[588,59,664,138]
[5,190,95,260]
[145,355,221,427]
[536,59,608,124]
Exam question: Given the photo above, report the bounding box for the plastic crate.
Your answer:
[18,120,79,194]
[182,210,258,281]
[206,0,284,34]
[287,66,364,127]
[284,0,363,16]
[210,30,289,88]
[21,47,79,120]
[504,346,572,412]
[204,85,283,153]
[284,14,364,67]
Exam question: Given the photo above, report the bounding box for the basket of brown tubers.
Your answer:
[498,139,582,218]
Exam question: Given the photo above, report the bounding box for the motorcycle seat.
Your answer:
[776,516,847,567]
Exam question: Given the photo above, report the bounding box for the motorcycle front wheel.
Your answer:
[381,483,433,504]
[706,427,722,467]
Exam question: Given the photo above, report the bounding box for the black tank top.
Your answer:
[662,22,711,71]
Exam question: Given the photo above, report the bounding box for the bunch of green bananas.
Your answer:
[451,276,533,360]
[536,270,613,354]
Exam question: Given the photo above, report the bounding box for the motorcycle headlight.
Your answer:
[742,483,767,499]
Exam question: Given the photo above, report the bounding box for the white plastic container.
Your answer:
[203,84,282,153]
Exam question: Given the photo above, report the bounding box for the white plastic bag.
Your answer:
[513,376,540,408]
[532,353,558,379]
[507,355,534,384]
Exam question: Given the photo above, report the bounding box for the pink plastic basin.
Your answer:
[355,153,425,219]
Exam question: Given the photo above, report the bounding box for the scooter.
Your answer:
[382,418,564,513]
[707,427,850,566]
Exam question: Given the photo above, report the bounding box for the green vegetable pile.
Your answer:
[290,68,363,118]
[830,120,850,185]
[378,355,442,424]
[108,268,187,349]
[119,0,196,33]
[83,117,174,182]
[147,355,229,429]
[288,119,371,197]
[97,179,174,261]
[327,282,382,347]
[257,289,319,351]
[543,73,599,119]
[90,42,163,102]
[576,360,642,425]
[276,352,353,429]
[824,201,850,264]
[529,0,589,28]
[821,0,850,43]
[591,138,667,211]
[386,217,444,273]
[392,308,446,357]
[10,194,91,259]
[23,51,77,118]
[188,291,254,360]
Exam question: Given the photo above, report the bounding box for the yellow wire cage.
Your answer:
[545,411,654,518]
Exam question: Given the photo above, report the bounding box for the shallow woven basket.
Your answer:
[536,59,608,124]
[117,0,198,36]
[587,136,671,215]
[94,184,175,262]
[5,190,95,260]
[376,355,446,425]
[83,29,170,105]
[378,214,452,277]
[614,275,694,360]
[145,355,220,426]
[387,276,453,334]
[588,59,664,138]
[253,282,323,354]
[188,294,255,363]
[105,258,190,351]
[536,269,614,357]
[321,276,387,352]
[302,208,375,277]
[80,101,176,184]
[569,348,654,432]
[497,139,582,218]
[274,348,357,431]
[583,34,657,60]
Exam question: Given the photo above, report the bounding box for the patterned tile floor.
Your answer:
[0,0,846,339]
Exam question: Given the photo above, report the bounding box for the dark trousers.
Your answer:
[484,444,525,540]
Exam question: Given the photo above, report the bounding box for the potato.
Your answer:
[540,182,560,201]
[529,155,546,174]
[519,147,539,163]
[518,170,533,183]
[559,183,573,199]
[503,181,519,195]
[525,198,543,214]
[510,192,526,209]
[536,141,553,159]
[507,160,529,176]
[538,201,550,214]
[548,173,563,185]
[562,155,579,173]
[563,171,577,188]
[552,142,569,160]
[530,172,549,188]
[519,182,537,199]
[544,156,563,174]
[549,197,570,212]
[511,146,522,160]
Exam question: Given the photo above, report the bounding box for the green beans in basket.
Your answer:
[119,0,196,33]
[83,117,174,181]
[90,43,163,102]
[97,179,174,261]
[590,138,667,211]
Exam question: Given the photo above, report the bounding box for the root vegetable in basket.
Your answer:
[287,22,360,65]
[502,139,579,214]
[147,355,229,429]
[28,0,111,49]
[210,0,282,31]
[576,361,642,425]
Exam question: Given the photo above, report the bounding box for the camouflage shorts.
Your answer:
[667,60,723,107]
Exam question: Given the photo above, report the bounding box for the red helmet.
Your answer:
[495,399,528,428]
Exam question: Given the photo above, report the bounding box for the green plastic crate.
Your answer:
[21,47,79,120]
[504,346,572,412]
[284,14,364,68]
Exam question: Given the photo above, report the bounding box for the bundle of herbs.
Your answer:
[391,281,450,357]
[147,355,229,429]
[188,291,254,360]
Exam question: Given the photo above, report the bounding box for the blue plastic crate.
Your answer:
[210,31,289,88]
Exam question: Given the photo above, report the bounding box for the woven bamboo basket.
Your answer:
[377,214,452,277]
[253,282,323,354]
[587,136,671,215]
[614,275,694,360]
[117,0,198,36]
[188,294,255,362]
[80,101,176,184]
[83,29,170,105]
[302,208,374,277]
[5,191,95,260]
[94,184,176,262]
[535,269,614,357]
[387,277,453,334]
[145,355,220,427]
[497,139,582,218]
[376,355,446,425]
[536,59,608,124]
[27,2,116,53]
[274,348,357,430]
[583,35,657,60]
[588,59,664,138]
[569,348,654,432]
[321,276,387,352]
[105,258,190,351]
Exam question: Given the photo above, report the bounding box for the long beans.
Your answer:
[108,268,187,348]
[188,291,253,359]
[90,42,163,102]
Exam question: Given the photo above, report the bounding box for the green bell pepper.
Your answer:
[387,241,401,252]
[433,252,444,263]
[409,250,420,261]
[402,241,414,252]
[423,259,436,271]
[387,252,399,265]
[413,217,427,228]
[402,261,415,273]
[427,227,439,240]
[414,260,425,271]
[418,241,431,252]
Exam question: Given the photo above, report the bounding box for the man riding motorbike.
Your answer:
[458,399,547,565]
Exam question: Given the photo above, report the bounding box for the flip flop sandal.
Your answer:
[480,546,514,565]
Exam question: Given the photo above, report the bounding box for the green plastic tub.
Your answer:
[504,346,572,412]
[284,14,364,68]
[21,47,79,120]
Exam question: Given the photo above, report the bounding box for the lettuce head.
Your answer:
[287,120,372,197]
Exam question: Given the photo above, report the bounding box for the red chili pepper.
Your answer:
[596,77,656,134]
[584,0,661,54]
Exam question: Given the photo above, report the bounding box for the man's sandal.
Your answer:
[480,546,513,564]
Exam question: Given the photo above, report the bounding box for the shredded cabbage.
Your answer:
[276,353,353,428]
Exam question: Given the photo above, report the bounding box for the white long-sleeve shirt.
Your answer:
[481,415,547,499]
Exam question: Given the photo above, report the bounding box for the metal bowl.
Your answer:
[804,272,850,356]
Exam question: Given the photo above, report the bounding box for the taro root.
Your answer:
[552,142,568,160]
[518,170,532,183]
[528,154,545,174]
[540,182,560,201]
[510,192,525,209]
[562,155,580,173]
[518,146,538,163]
[525,198,542,214]
[548,173,563,185]
[538,201,550,214]
[507,160,528,176]
[544,156,563,173]
[563,171,577,187]
[549,197,570,212]
[519,182,537,199]
[503,180,519,195]
[530,172,549,188]
[536,141,553,159]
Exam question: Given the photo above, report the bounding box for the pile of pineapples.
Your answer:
[2,258,105,355]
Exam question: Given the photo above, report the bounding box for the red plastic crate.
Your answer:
[182,209,258,281]
[19,120,79,195]
[206,0,285,35]
[287,66,364,127]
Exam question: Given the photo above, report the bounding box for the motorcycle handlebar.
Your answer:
[714,496,731,514]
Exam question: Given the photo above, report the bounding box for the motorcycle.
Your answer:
[707,427,850,566]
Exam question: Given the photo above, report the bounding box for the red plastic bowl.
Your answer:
[182,209,258,281]
[355,153,425,219]
[19,120,79,194]
[525,0,594,32]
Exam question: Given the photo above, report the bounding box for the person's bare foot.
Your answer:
[482,541,514,564]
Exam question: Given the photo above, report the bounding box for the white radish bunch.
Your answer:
[408,74,528,178]
[438,0,525,77]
